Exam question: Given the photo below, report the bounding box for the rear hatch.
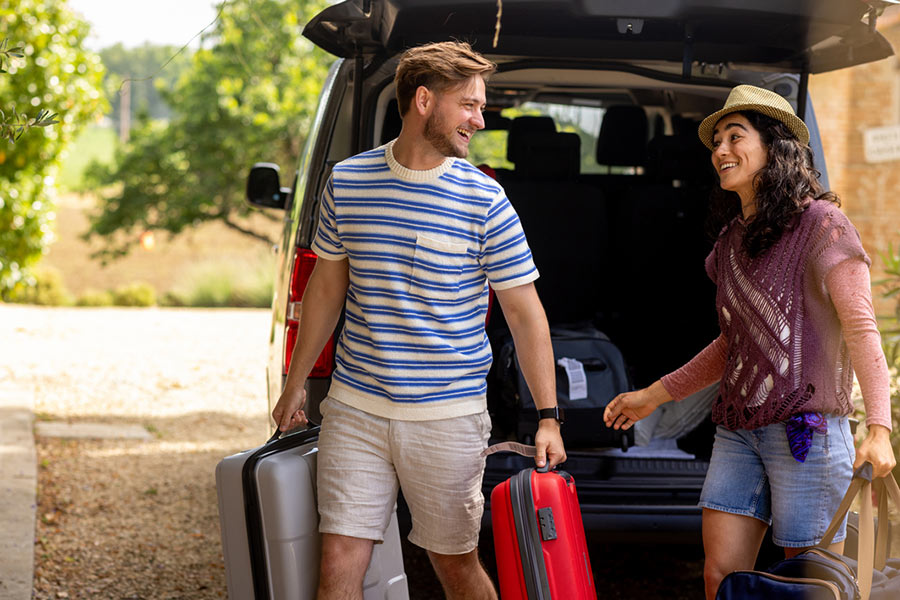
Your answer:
[298,0,897,540]
[305,0,896,74]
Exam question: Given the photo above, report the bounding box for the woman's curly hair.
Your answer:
[706,111,839,258]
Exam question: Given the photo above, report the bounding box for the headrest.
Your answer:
[381,99,403,145]
[506,116,556,163]
[483,111,512,131]
[513,131,581,179]
[646,132,714,185]
[595,105,648,167]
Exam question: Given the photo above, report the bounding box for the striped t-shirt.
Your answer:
[312,140,539,421]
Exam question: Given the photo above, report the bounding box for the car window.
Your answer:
[468,101,642,175]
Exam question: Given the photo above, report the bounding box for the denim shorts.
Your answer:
[699,415,855,548]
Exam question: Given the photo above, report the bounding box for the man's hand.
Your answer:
[534,419,566,470]
[272,385,308,432]
[854,424,896,478]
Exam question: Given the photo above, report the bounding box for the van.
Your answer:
[247,0,896,543]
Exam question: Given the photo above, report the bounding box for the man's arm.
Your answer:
[272,257,350,431]
[493,283,566,469]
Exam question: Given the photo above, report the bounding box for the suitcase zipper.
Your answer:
[805,548,858,583]
[509,469,552,600]
[242,426,320,600]
[729,571,842,599]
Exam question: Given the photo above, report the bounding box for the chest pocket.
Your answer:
[409,234,470,301]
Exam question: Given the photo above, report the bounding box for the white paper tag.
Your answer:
[557,357,588,400]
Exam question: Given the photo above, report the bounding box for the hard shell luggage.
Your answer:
[490,466,596,599]
[509,325,633,450]
[215,426,409,600]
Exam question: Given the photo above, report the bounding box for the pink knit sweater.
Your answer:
[661,201,892,431]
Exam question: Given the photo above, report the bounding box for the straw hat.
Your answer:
[697,84,810,150]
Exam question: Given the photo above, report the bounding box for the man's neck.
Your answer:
[391,130,447,171]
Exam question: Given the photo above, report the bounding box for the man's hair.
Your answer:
[394,41,496,117]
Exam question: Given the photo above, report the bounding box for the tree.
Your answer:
[98,42,193,132]
[0,0,107,297]
[86,0,332,258]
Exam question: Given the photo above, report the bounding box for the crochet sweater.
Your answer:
[661,200,892,431]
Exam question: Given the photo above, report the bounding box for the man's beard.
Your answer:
[424,111,466,158]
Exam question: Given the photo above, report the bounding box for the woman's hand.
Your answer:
[603,380,673,430]
[854,424,896,478]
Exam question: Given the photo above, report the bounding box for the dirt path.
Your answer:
[4,305,708,599]
[3,306,270,599]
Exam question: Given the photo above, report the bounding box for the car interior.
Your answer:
[369,63,729,454]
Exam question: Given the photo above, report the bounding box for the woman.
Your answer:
[603,84,896,599]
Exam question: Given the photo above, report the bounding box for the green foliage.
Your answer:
[58,124,116,190]
[877,242,900,459]
[0,0,107,297]
[111,282,156,307]
[1,104,58,143]
[165,258,273,308]
[6,265,72,305]
[0,37,24,72]
[75,288,113,306]
[98,43,193,131]
[86,0,332,259]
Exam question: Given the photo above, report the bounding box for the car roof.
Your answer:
[304,0,896,74]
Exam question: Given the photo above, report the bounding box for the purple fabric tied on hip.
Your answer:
[786,412,828,462]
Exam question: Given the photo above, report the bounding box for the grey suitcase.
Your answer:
[216,426,409,599]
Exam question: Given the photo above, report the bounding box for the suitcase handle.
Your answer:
[266,421,321,444]
[481,442,556,473]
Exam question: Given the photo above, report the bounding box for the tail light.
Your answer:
[284,247,336,377]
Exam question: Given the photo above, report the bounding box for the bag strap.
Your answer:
[873,474,900,569]
[818,462,872,548]
[818,462,900,600]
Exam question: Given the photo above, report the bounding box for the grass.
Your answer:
[58,125,117,191]
[166,258,274,308]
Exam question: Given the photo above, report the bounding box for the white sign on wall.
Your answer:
[863,124,900,163]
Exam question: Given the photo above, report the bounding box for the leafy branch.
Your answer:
[876,240,900,365]
[0,106,58,143]
[1,38,58,143]
[0,38,24,73]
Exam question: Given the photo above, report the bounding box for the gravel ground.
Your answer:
[2,305,708,599]
[3,306,271,599]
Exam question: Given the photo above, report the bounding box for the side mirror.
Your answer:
[247,162,292,210]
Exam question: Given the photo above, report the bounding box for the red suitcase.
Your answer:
[491,467,596,599]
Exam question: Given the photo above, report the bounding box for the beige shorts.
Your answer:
[316,397,492,555]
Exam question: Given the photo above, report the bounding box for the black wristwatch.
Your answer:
[538,406,564,425]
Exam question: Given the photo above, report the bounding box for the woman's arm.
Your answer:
[604,335,726,431]
[826,258,895,477]
[659,333,728,400]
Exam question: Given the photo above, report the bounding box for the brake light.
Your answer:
[284,247,335,377]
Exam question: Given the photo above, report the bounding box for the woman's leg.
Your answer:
[699,425,772,598]
[702,508,769,600]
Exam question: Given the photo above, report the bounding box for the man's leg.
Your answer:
[391,411,494,596]
[702,508,768,600]
[428,549,497,600]
[317,533,375,600]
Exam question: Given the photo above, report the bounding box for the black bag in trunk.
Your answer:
[510,325,633,450]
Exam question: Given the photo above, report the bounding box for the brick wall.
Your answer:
[809,13,900,317]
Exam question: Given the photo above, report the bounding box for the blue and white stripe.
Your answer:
[312,141,538,420]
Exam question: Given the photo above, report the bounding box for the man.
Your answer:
[272,40,565,600]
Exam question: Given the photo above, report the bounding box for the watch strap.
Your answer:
[537,406,564,424]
